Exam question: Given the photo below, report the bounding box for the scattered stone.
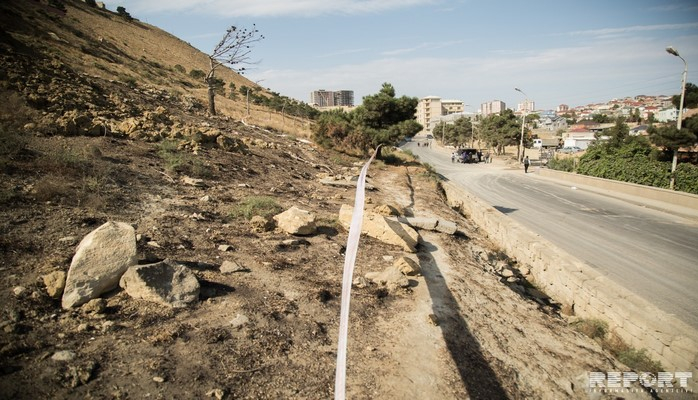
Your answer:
[501,269,515,278]
[65,361,97,388]
[147,241,161,248]
[249,215,274,232]
[58,236,78,245]
[51,350,76,362]
[153,376,165,383]
[220,260,248,274]
[42,271,67,298]
[218,244,233,252]
[190,213,206,221]
[119,260,200,308]
[230,313,249,329]
[339,205,419,252]
[181,176,205,187]
[62,221,137,309]
[200,195,211,202]
[519,266,530,275]
[81,298,107,314]
[280,239,310,247]
[206,388,226,399]
[373,204,400,216]
[352,276,370,288]
[273,206,317,236]
[394,256,421,276]
[13,286,27,297]
[434,220,458,235]
[365,266,409,291]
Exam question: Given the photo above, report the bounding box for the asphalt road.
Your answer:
[403,139,698,329]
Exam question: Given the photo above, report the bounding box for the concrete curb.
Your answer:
[440,180,698,377]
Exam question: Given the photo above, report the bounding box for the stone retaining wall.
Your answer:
[441,181,697,378]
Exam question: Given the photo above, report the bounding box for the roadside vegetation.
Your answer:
[312,83,422,156]
[572,318,662,372]
[547,106,698,194]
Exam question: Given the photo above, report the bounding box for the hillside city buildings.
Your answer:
[417,94,680,136]
[310,90,354,108]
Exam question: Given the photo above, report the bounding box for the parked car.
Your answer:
[426,134,434,139]
[455,148,481,163]
[558,146,583,154]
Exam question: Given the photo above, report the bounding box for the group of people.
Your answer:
[450,150,494,164]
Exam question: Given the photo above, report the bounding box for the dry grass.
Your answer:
[47,3,313,138]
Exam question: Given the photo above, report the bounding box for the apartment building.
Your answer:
[517,99,535,113]
[416,96,465,131]
[310,90,355,108]
[480,100,506,117]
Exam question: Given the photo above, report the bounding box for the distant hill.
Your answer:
[0,0,311,136]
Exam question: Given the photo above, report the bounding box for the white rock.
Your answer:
[51,350,76,361]
[62,222,137,309]
[273,206,317,236]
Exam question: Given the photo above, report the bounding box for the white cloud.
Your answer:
[255,33,688,109]
[118,0,438,17]
[567,22,698,37]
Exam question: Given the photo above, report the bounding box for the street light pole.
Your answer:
[514,87,529,163]
[666,46,688,190]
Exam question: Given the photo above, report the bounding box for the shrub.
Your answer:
[617,348,662,372]
[675,162,698,194]
[189,69,206,80]
[229,196,282,220]
[157,139,187,173]
[547,156,576,172]
[173,64,186,74]
[572,318,607,340]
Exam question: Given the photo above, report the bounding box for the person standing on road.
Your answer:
[523,156,530,173]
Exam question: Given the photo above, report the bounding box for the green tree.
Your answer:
[592,113,611,123]
[648,122,698,189]
[116,6,132,20]
[603,117,630,149]
[672,82,698,109]
[312,83,421,155]
[478,109,524,155]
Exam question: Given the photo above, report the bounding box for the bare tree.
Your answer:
[206,25,264,116]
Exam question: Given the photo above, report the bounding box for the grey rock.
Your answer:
[119,260,200,308]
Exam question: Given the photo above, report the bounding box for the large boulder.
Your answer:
[119,260,200,308]
[62,221,137,309]
[339,205,419,252]
[273,206,317,236]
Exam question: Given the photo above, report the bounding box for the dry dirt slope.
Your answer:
[0,1,661,399]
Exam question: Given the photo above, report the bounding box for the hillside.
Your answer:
[0,1,641,399]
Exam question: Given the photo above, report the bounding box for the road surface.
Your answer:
[403,138,698,329]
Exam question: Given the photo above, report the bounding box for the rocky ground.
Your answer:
[0,127,646,399]
[0,1,659,398]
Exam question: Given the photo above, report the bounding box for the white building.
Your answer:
[416,96,465,132]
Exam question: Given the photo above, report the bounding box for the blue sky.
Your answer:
[113,0,698,111]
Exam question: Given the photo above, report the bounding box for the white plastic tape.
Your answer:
[334,146,381,400]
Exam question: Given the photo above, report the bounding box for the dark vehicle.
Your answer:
[456,148,481,163]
